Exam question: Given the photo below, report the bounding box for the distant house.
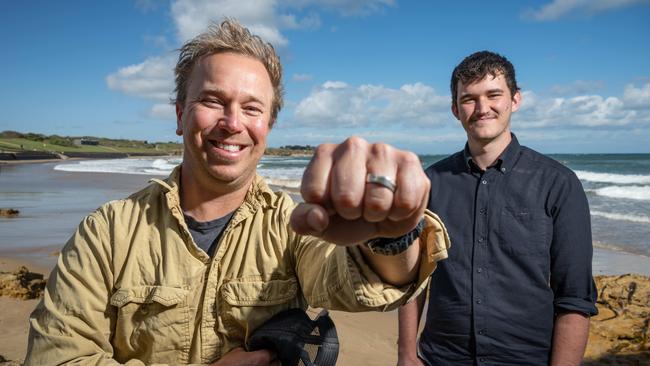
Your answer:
[73,138,100,146]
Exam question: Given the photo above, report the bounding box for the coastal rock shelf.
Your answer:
[584,274,650,365]
[0,267,45,300]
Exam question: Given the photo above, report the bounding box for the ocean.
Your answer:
[1,153,649,274]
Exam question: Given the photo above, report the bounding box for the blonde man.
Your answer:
[26,19,449,365]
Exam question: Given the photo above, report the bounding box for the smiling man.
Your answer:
[25,19,449,365]
[397,51,598,366]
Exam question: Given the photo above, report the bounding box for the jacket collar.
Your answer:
[150,165,279,217]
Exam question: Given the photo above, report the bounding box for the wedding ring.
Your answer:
[366,173,397,193]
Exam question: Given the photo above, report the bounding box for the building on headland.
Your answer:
[73,138,100,146]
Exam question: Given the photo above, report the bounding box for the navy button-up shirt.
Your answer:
[419,135,598,366]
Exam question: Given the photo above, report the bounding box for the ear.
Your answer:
[451,101,460,120]
[511,91,522,113]
[175,103,183,136]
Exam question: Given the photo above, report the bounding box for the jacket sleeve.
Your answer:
[290,209,450,312]
[24,210,178,366]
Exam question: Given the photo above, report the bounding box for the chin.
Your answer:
[209,167,255,185]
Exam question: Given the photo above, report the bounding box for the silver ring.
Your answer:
[366,173,397,192]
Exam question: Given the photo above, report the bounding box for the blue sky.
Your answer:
[1,0,649,154]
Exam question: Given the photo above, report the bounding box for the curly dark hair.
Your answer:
[450,51,519,106]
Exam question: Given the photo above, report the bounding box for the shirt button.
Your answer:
[476,299,482,304]
[478,236,485,243]
[479,208,487,214]
[480,357,486,362]
[477,267,483,273]
[479,329,486,335]
[481,179,487,185]
[501,167,506,172]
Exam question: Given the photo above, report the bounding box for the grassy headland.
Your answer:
[0,131,313,161]
[0,131,182,155]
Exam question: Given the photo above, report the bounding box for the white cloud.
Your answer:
[109,0,396,120]
[105,55,175,102]
[283,0,396,16]
[150,103,177,120]
[290,81,650,130]
[623,83,650,109]
[515,83,650,128]
[291,81,450,128]
[292,73,313,82]
[171,0,288,45]
[278,13,321,29]
[523,0,650,21]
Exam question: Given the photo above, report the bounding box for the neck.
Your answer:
[467,133,512,171]
[179,165,252,222]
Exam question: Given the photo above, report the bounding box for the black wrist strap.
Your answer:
[365,218,425,256]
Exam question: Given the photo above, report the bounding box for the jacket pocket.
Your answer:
[110,285,190,361]
[219,278,302,341]
[221,278,298,306]
[497,207,551,256]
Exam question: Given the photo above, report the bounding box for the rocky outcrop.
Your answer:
[0,355,21,366]
[0,209,19,218]
[0,267,46,300]
[584,274,650,365]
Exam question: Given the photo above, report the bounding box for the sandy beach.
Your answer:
[1,161,649,364]
[0,253,402,365]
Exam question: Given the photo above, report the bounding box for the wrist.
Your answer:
[365,219,425,256]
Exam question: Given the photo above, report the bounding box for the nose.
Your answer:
[219,105,244,133]
[475,97,491,116]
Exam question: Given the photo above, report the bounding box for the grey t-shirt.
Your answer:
[184,211,235,256]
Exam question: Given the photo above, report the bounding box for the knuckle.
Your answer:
[334,191,360,210]
[300,183,324,203]
[370,142,392,158]
[342,136,368,151]
[401,151,421,165]
[394,194,418,213]
[313,143,334,158]
[365,195,390,213]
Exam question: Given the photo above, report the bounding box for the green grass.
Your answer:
[0,137,182,154]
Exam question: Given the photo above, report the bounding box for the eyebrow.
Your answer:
[198,88,266,105]
[459,88,505,98]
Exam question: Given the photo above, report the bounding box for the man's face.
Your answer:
[452,73,521,145]
[176,52,273,191]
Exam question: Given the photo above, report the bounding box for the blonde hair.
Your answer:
[173,18,284,126]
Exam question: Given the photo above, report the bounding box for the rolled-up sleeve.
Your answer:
[549,172,598,316]
[291,210,450,312]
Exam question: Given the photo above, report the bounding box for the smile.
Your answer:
[211,141,244,152]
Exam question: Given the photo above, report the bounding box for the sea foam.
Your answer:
[590,185,650,201]
[574,170,650,185]
[591,210,650,224]
[54,158,174,176]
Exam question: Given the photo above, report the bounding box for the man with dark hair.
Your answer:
[25,19,450,365]
[397,51,597,366]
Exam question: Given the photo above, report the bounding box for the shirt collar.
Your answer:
[150,165,278,212]
[461,133,521,174]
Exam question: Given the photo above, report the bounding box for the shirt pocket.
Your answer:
[110,285,191,360]
[497,207,551,256]
[219,277,301,340]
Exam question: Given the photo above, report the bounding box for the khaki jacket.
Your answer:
[26,167,449,365]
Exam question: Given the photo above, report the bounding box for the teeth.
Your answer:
[214,141,242,152]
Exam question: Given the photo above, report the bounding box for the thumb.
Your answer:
[290,203,329,235]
